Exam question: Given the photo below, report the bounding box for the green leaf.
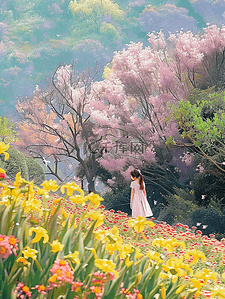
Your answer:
[0,204,13,235]
[48,202,61,243]
[83,219,97,246]
[34,258,43,272]
[58,215,71,243]
[146,283,162,299]
[104,265,127,299]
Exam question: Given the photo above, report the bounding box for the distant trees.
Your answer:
[16,25,225,195]
[16,65,105,192]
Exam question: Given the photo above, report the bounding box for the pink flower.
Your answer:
[90,286,103,298]
[48,259,74,287]
[71,281,83,292]
[107,271,115,280]
[0,235,12,259]
[13,283,32,298]
[33,285,47,294]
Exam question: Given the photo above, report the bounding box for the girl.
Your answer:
[130,169,153,218]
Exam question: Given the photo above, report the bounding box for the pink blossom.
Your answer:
[49,259,74,286]
[0,235,18,259]
[13,283,32,298]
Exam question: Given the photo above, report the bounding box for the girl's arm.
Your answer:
[143,187,147,197]
[130,188,134,207]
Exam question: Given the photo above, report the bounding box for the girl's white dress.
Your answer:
[130,181,153,218]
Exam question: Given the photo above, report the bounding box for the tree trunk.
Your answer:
[87,179,95,193]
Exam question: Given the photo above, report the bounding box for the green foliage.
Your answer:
[0,147,29,181]
[170,90,225,174]
[158,187,197,226]
[193,171,225,206]
[25,157,45,185]
[69,0,124,20]
[0,147,45,184]
[191,205,225,239]
[103,185,131,214]
[100,22,120,40]
[0,117,17,143]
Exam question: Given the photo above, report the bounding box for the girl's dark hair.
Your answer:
[130,169,144,190]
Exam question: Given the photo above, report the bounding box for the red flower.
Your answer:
[0,172,6,181]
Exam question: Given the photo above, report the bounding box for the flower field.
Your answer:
[1,142,225,298]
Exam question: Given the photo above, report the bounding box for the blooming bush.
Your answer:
[0,142,225,298]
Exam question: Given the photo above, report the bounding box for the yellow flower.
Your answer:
[128,216,154,233]
[190,278,203,290]
[125,256,133,268]
[95,259,118,277]
[84,192,104,207]
[61,182,84,197]
[212,286,225,298]
[184,249,206,265]
[65,251,80,265]
[29,226,49,243]
[61,207,69,219]
[48,274,57,283]
[0,168,5,174]
[146,250,164,264]
[0,196,10,206]
[68,184,85,204]
[23,198,43,217]
[152,238,186,253]
[175,285,185,294]
[85,211,105,228]
[103,66,113,79]
[163,256,193,282]
[14,172,29,188]
[36,187,49,197]
[106,226,123,244]
[52,198,62,205]
[106,242,119,255]
[85,248,97,259]
[41,179,59,192]
[50,240,64,253]
[117,243,133,259]
[0,142,9,160]
[194,269,217,283]
[135,248,144,259]
[69,194,86,205]
[22,246,38,260]
[93,229,108,243]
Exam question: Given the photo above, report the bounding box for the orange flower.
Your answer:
[17,257,28,265]
[8,236,17,246]
[22,286,30,293]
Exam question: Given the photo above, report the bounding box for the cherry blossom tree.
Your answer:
[89,24,225,179]
[16,25,225,189]
[16,64,104,192]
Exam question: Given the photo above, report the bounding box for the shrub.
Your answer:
[0,146,29,180]
[25,156,45,185]
[157,187,197,226]
[191,206,225,239]
[103,185,132,214]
